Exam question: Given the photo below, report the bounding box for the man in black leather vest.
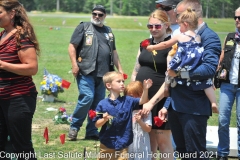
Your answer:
[68,5,123,141]
[217,7,240,160]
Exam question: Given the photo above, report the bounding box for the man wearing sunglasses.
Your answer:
[216,7,240,160]
[68,5,123,141]
[143,0,221,159]
[155,0,181,35]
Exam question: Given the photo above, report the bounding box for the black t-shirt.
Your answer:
[93,25,116,77]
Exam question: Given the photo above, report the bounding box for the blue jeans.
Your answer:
[70,74,105,136]
[218,82,240,157]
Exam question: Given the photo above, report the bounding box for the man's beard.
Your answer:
[91,17,104,26]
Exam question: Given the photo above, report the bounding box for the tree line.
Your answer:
[19,0,240,18]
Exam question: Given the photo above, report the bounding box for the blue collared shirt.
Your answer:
[93,96,140,150]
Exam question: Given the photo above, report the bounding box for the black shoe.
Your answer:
[85,135,99,140]
[217,156,228,160]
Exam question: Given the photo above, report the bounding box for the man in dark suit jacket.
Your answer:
[142,0,221,159]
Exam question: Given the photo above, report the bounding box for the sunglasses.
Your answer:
[92,12,104,17]
[156,4,174,11]
[147,24,164,30]
[234,16,240,20]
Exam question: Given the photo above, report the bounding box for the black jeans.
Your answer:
[0,94,37,160]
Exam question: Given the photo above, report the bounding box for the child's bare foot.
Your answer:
[212,103,219,113]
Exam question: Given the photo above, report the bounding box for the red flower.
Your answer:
[123,73,128,80]
[59,107,66,112]
[141,39,150,48]
[154,116,163,127]
[88,109,97,120]
[141,39,158,72]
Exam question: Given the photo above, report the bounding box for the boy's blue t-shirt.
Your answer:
[92,95,140,150]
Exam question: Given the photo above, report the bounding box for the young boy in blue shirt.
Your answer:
[93,71,152,160]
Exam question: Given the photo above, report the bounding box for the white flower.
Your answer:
[197,47,204,53]
[206,79,213,85]
[196,81,202,85]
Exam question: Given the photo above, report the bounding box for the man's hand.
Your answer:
[72,65,79,78]
[158,107,168,121]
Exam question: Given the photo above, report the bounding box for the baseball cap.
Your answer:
[155,0,180,7]
[92,5,106,14]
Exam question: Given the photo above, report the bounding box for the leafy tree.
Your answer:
[61,0,85,13]
[17,0,240,17]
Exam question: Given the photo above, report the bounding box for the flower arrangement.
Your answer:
[53,107,72,125]
[141,39,158,72]
[88,109,113,127]
[40,69,64,98]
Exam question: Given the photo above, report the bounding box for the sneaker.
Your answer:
[68,128,78,141]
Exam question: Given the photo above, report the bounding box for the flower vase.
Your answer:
[42,94,55,102]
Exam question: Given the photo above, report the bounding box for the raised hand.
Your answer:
[143,78,153,89]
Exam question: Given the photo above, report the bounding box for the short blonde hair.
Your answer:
[124,81,143,97]
[102,71,122,87]
[149,9,172,34]
[178,7,198,30]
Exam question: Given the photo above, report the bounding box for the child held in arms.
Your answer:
[147,8,218,113]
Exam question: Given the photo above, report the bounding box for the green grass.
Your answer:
[8,13,237,159]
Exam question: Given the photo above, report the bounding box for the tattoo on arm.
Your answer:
[134,59,140,73]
